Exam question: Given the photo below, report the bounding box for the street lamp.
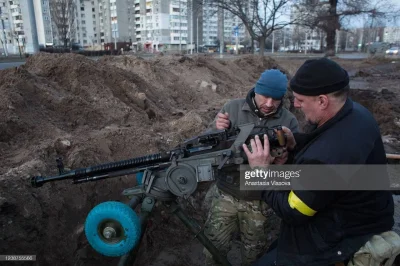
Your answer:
[195,7,201,53]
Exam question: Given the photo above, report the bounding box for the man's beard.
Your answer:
[260,108,277,117]
[303,120,318,133]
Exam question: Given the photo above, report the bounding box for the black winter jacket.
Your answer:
[262,98,394,266]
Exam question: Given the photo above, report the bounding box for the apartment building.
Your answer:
[0,0,42,54]
[98,0,135,49]
[222,11,248,47]
[75,0,100,48]
[133,0,188,52]
[33,0,52,46]
[196,1,251,50]
[384,27,400,44]
[201,4,217,46]
[20,0,39,53]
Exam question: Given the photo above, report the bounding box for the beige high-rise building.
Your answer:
[97,0,135,49]
[133,0,189,52]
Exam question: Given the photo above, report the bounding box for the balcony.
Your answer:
[170,26,188,31]
[11,11,20,17]
[171,32,187,38]
[135,6,140,11]
[171,38,187,45]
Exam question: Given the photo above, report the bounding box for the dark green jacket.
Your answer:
[209,88,299,200]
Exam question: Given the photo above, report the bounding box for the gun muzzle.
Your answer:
[31,175,67,187]
[31,176,45,188]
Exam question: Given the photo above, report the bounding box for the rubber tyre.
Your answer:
[84,201,141,257]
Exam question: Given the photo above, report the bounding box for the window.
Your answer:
[81,7,84,11]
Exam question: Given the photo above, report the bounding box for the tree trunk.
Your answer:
[325,0,339,56]
[218,6,224,55]
[251,36,254,54]
[319,30,324,51]
[259,37,265,56]
[325,29,336,56]
[16,39,22,58]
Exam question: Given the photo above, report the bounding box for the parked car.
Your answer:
[386,47,399,55]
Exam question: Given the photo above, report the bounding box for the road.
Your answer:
[0,61,25,70]
[0,53,372,70]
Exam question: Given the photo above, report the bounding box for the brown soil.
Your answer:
[1,53,400,266]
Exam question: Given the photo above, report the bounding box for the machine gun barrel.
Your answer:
[31,124,287,188]
[31,152,171,187]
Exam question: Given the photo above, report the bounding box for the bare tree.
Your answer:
[202,0,300,55]
[11,30,23,58]
[291,25,305,49]
[49,0,76,48]
[294,0,400,56]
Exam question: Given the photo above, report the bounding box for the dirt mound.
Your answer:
[0,53,285,266]
[350,89,400,138]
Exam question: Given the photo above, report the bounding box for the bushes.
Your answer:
[38,48,120,56]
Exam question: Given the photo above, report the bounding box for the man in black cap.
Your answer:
[242,58,397,266]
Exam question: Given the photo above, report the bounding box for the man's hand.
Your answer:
[242,134,271,169]
[282,126,296,151]
[216,112,230,130]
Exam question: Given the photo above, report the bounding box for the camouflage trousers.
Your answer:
[203,184,270,266]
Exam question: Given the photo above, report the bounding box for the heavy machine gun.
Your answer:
[31,123,286,266]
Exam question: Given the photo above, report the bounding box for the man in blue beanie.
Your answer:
[202,69,299,266]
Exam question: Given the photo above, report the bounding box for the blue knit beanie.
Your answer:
[254,69,288,99]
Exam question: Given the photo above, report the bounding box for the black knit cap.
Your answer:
[290,57,349,96]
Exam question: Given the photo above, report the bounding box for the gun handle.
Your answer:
[276,127,286,146]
